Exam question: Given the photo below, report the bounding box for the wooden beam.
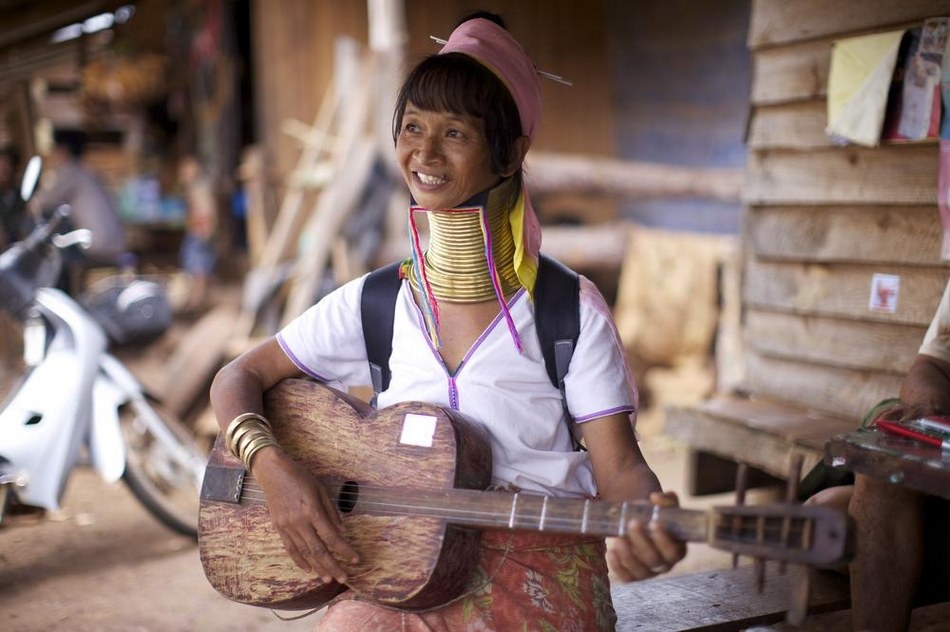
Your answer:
[751,39,831,105]
[744,352,904,421]
[744,259,947,326]
[745,309,925,374]
[537,222,628,270]
[748,0,947,49]
[664,397,856,479]
[279,50,378,325]
[685,450,782,496]
[157,305,239,420]
[748,101,832,150]
[257,77,341,271]
[281,136,376,325]
[527,151,743,202]
[746,205,944,265]
[744,146,938,206]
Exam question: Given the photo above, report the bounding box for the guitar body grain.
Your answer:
[198,379,493,610]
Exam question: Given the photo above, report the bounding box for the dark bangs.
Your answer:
[393,53,522,175]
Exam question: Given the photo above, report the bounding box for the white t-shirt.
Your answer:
[920,279,950,364]
[276,272,638,499]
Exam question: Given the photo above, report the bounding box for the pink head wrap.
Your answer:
[438,18,543,293]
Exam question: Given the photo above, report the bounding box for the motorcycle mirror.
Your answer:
[20,155,42,202]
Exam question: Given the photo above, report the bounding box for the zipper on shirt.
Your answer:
[447,375,460,410]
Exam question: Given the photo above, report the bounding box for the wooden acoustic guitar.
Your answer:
[198,378,851,611]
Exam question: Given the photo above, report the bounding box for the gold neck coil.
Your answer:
[408,178,522,303]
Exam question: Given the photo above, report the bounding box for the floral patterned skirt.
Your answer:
[315,529,616,632]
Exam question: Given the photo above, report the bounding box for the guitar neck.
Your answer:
[330,485,710,542]
[323,484,849,567]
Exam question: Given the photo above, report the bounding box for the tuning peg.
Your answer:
[785,564,811,625]
[754,557,766,593]
[732,462,749,569]
[784,455,804,502]
[779,455,805,574]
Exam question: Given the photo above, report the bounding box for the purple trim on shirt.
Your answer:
[573,405,636,423]
[458,287,527,370]
[407,284,448,369]
[448,376,459,410]
[276,332,331,381]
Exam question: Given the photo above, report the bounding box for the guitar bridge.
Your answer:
[200,464,245,504]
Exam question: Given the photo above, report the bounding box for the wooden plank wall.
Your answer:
[742,0,950,421]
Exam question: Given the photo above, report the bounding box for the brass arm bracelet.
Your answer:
[242,436,280,471]
[225,412,273,460]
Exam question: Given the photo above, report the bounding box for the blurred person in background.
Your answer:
[31,129,128,292]
[177,153,218,312]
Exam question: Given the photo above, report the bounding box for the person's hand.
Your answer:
[252,448,360,582]
[606,491,686,582]
[875,402,939,424]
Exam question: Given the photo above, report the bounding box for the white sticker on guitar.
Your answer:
[399,413,437,447]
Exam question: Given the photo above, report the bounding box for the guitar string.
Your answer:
[223,503,812,551]
[232,485,817,544]
[239,479,817,528]
[237,483,817,535]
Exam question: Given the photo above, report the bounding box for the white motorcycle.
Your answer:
[0,157,206,537]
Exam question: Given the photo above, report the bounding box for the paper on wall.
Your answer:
[826,30,906,147]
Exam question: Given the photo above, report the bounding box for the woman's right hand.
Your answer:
[251,447,360,582]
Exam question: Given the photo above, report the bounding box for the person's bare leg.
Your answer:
[849,473,923,632]
[804,485,853,574]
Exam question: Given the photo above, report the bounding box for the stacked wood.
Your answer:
[614,225,736,367]
[237,3,410,343]
[234,39,389,341]
[611,224,739,411]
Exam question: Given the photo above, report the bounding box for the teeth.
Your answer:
[416,172,445,186]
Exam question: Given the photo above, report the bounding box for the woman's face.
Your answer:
[396,103,499,210]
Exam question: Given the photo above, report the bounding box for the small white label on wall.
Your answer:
[399,413,437,447]
[869,273,900,313]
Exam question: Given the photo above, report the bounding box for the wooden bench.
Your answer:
[612,565,850,631]
[664,396,858,495]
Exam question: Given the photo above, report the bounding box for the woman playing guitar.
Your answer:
[209,12,686,630]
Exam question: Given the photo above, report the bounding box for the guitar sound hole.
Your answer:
[338,481,359,513]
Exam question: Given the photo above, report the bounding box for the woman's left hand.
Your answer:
[606,491,687,582]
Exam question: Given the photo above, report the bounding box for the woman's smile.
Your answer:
[396,103,499,210]
[414,171,448,187]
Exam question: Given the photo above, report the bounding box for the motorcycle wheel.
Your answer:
[121,397,206,538]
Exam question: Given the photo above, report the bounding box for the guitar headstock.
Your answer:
[707,503,852,567]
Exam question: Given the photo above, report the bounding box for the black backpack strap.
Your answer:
[534,254,581,431]
[360,261,403,400]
